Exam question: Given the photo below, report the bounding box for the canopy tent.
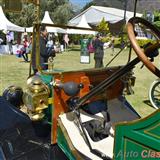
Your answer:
[69,6,142,25]
[41,11,54,24]
[67,14,96,35]
[0,6,24,32]
[77,14,91,28]
[26,11,66,33]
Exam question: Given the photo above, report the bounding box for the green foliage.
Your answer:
[69,34,89,45]
[6,0,74,27]
[102,36,158,49]
[102,36,122,47]
[153,10,160,29]
[101,36,110,43]
[52,3,74,24]
[154,21,160,28]
[114,37,122,47]
[6,3,35,27]
[137,39,156,47]
[96,17,110,35]
[153,10,160,21]
[40,0,73,24]
[143,10,160,29]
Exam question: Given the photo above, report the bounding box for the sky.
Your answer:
[70,0,92,7]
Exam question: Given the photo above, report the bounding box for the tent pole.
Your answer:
[123,0,128,22]
[127,0,138,63]
[121,0,128,44]
[134,0,138,17]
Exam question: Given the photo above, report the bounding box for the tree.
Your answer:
[50,3,74,24]
[41,0,73,24]
[153,11,160,29]
[6,0,74,27]
[96,17,110,35]
[5,3,35,27]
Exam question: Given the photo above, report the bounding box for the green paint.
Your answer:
[114,110,160,160]
[40,74,53,123]
[57,127,76,160]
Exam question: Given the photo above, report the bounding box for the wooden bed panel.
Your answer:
[51,67,124,143]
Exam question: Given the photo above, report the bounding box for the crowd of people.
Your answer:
[31,30,115,72]
[1,26,116,73]
[0,30,32,61]
[31,26,109,74]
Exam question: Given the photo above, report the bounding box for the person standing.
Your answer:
[46,35,54,48]
[21,36,29,62]
[93,33,104,68]
[6,31,14,55]
[32,25,56,74]
[63,33,69,51]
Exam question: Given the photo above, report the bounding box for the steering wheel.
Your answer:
[127,17,160,77]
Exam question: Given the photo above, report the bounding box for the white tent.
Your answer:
[67,14,96,35]
[77,14,91,28]
[69,6,142,25]
[26,11,66,33]
[0,6,24,32]
[41,11,53,24]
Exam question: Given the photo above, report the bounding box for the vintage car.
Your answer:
[0,1,160,160]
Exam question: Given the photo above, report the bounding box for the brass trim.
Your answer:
[124,138,157,160]
[124,137,157,150]
[114,109,160,159]
[144,122,160,139]
[48,97,53,104]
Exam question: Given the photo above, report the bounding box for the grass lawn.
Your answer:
[0,47,158,117]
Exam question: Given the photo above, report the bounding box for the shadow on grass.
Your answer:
[68,48,80,51]
[143,99,154,108]
[19,60,30,63]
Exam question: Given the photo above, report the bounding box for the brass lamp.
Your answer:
[23,76,50,121]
